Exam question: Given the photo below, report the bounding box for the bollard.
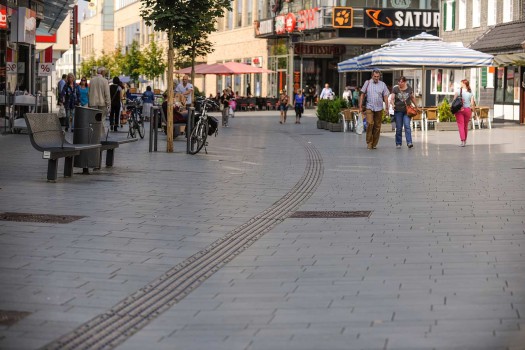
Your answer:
[149,106,160,152]
[186,107,195,154]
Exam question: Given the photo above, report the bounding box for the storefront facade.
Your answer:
[254,1,439,99]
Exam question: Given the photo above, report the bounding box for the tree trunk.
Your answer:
[166,28,174,153]
[190,45,196,107]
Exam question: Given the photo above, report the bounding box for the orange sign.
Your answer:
[365,9,393,27]
[332,7,353,28]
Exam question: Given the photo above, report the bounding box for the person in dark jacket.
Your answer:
[109,77,122,132]
[61,73,80,131]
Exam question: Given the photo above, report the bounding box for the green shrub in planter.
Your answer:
[382,110,391,124]
[438,98,456,122]
[317,98,343,123]
[316,99,329,121]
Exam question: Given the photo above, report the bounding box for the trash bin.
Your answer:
[73,106,103,169]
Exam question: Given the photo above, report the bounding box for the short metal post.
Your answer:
[149,106,159,152]
[186,107,194,154]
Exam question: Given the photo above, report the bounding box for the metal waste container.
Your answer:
[73,106,103,169]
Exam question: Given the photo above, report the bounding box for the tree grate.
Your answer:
[0,212,86,224]
[0,310,31,326]
[290,210,372,218]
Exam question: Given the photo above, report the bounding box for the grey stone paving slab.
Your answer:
[1,114,525,349]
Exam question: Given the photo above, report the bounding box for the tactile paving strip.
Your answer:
[289,210,372,218]
[42,136,324,350]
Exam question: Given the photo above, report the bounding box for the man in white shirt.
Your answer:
[319,83,333,100]
[175,75,194,109]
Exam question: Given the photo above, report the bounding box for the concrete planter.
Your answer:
[317,120,326,129]
[328,122,343,132]
[435,121,467,131]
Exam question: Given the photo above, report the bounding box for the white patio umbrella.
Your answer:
[339,33,494,105]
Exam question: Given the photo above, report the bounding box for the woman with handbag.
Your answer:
[453,79,476,147]
[392,76,418,149]
[293,88,305,124]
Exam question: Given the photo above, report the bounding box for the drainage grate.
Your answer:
[0,310,31,326]
[0,212,86,224]
[289,210,372,218]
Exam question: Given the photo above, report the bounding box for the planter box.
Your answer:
[328,122,343,132]
[323,121,329,130]
[435,121,471,131]
[317,120,324,129]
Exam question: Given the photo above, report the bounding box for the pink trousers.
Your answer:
[455,107,472,142]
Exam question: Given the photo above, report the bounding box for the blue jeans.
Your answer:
[394,111,412,145]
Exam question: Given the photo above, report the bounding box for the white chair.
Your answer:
[411,109,425,131]
[424,108,438,130]
[472,107,491,129]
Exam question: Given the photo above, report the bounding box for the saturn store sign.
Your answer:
[363,8,439,29]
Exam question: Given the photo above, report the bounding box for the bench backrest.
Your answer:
[24,113,65,151]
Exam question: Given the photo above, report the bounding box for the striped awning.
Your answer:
[338,32,493,73]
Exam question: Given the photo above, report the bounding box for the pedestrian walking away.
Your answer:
[359,70,390,150]
[141,86,155,122]
[279,90,289,124]
[391,76,417,149]
[109,77,123,132]
[88,67,111,136]
[293,88,304,124]
[454,79,476,147]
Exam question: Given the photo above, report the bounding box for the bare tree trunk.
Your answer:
[190,45,196,107]
[167,28,174,153]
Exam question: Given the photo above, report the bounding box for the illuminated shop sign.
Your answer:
[0,6,7,30]
[294,44,346,57]
[363,8,439,29]
[275,7,322,35]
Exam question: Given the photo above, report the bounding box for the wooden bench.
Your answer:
[25,113,101,182]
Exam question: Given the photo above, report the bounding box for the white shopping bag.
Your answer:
[355,113,364,135]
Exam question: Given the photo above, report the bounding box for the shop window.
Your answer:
[443,0,455,32]
[495,67,519,104]
[495,67,504,103]
[430,68,462,95]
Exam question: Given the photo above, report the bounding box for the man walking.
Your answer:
[359,70,390,150]
[88,67,111,135]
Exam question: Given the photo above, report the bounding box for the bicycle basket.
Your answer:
[207,116,219,136]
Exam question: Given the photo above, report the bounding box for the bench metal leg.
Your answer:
[47,159,59,182]
[64,157,74,178]
[106,149,115,167]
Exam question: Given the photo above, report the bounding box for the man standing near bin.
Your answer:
[89,67,111,135]
[359,70,390,150]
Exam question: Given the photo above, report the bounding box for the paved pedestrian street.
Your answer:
[0,111,524,350]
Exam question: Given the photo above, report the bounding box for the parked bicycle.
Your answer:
[125,98,145,139]
[189,98,219,155]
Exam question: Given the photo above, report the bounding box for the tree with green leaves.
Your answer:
[140,0,231,152]
[140,37,166,89]
[122,41,143,83]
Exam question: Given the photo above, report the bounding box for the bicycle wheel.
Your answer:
[188,120,208,154]
[129,118,136,138]
[137,118,145,139]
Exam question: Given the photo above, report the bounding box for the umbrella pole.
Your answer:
[422,66,426,107]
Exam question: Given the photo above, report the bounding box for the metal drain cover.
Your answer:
[0,310,31,326]
[0,212,86,224]
[290,211,372,218]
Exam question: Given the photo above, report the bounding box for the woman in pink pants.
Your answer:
[453,79,476,147]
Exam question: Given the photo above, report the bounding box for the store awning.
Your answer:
[38,0,74,35]
[469,20,525,66]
